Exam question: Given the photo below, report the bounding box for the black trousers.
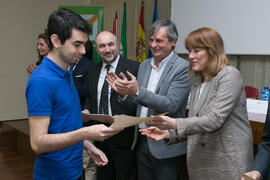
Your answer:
[95,139,137,180]
[136,134,181,180]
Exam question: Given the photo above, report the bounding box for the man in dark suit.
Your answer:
[243,99,270,180]
[69,53,97,180]
[69,40,95,108]
[83,31,139,180]
[71,56,95,107]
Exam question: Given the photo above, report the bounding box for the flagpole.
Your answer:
[113,11,118,37]
[115,11,118,38]
[121,2,127,58]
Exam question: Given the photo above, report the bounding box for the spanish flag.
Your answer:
[136,1,146,63]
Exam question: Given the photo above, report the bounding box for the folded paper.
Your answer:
[110,113,167,129]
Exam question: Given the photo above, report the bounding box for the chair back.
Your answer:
[245,85,259,99]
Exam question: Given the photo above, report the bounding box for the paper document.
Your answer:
[110,113,167,129]
[82,113,114,124]
[238,169,255,180]
[246,99,268,115]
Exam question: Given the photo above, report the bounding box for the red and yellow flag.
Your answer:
[136,1,146,63]
[112,11,118,36]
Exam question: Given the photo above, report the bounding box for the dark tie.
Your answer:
[99,64,111,115]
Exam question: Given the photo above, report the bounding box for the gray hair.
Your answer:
[148,19,178,43]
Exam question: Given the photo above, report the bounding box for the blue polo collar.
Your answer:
[42,56,69,78]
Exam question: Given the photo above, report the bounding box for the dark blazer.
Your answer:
[253,99,270,180]
[84,56,140,146]
[72,56,95,107]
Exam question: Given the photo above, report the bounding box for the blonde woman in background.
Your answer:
[26,33,49,76]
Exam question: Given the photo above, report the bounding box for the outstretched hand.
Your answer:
[241,171,260,180]
[146,116,176,130]
[139,126,170,141]
[86,124,123,142]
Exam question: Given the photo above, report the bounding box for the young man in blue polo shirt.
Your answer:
[25,8,122,180]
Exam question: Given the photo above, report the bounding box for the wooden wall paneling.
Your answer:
[90,0,172,61]
[239,55,269,92]
[227,55,238,68]
[261,57,270,90]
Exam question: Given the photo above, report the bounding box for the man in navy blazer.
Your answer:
[69,42,96,180]
[107,20,191,180]
[70,40,95,108]
[244,99,270,180]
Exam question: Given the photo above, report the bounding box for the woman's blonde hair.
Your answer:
[185,27,230,81]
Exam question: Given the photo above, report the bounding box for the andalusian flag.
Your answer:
[120,2,127,58]
[136,1,146,63]
[148,0,158,58]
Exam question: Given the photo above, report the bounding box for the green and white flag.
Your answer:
[120,2,127,58]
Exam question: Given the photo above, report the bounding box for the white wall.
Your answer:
[0,0,90,121]
[171,0,270,55]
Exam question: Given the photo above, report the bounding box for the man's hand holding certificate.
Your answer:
[81,110,166,129]
[110,113,167,129]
